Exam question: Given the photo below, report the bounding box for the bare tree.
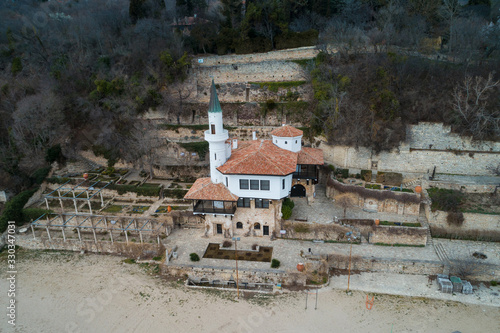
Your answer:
[452,72,500,141]
[439,0,461,54]
[335,193,357,218]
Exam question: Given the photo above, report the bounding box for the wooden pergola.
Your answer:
[30,213,170,245]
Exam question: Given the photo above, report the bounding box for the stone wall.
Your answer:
[280,221,352,241]
[321,122,500,176]
[15,236,163,257]
[368,226,427,246]
[194,46,318,67]
[326,179,420,216]
[429,210,500,232]
[162,263,304,285]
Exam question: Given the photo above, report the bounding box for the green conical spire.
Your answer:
[208,79,222,113]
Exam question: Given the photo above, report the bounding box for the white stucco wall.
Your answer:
[225,174,292,199]
[272,135,302,152]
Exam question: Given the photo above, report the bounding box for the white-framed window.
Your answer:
[260,180,270,191]
[282,179,285,189]
[250,179,259,190]
[240,179,249,190]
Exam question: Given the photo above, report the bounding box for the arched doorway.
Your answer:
[291,184,306,197]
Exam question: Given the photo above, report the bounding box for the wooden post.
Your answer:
[347,241,352,292]
[77,228,82,242]
[100,192,104,207]
[31,225,36,240]
[235,239,240,299]
[46,226,51,241]
[139,231,143,244]
[45,198,50,210]
[61,226,66,242]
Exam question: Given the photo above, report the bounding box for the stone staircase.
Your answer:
[402,175,425,188]
[418,203,433,247]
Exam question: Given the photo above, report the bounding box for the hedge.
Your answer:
[0,188,38,233]
[22,208,52,223]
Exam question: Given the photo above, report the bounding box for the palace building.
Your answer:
[184,81,324,237]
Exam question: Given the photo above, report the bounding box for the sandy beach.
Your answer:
[1,250,499,333]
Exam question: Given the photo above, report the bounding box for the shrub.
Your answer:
[283,197,295,209]
[11,56,22,74]
[179,141,209,159]
[45,144,64,164]
[222,240,232,248]
[336,168,349,179]
[376,172,403,185]
[491,281,498,286]
[31,167,51,185]
[282,205,293,220]
[0,188,38,232]
[251,243,258,250]
[360,170,372,182]
[271,259,280,268]
[190,253,200,262]
[427,188,464,212]
[446,211,464,226]
[22,208,52,223]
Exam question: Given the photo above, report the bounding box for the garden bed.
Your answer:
[202,243,273,262]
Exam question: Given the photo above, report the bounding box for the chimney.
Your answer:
[233,139,238,149]
[252,131,257,140]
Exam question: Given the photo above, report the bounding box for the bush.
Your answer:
[179,141,209,159]
[22,208,52,223]
[271,259,280,268]
[282,205,292,220]
[0,188,38,232]
[336,168,349,179]
[190,253,200,262]
[45,144,64,164]
[446,211,464,226]
[31,167,51,185]
[376,172,403,185]
[427,188,464,212]
[222,240,232,248]
[251,243,258,250]
[360,170,372,182]
[283,197,295,209]
[491,281,498,286]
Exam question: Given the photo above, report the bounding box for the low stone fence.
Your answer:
[15,236,163,258]
[161,263,306,285]
[280,221,353,242]
[340,219,427,246]
[368,226,427,246]
[328,254,444,276]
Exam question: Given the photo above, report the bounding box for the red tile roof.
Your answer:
[271,125,303,137]
[297,147,324,165]
[217,140,297,176]
[184,178,239,201]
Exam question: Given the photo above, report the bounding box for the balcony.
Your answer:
[292,165,318,180]
[193,200,237,215]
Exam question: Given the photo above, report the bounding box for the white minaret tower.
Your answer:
[205,80,228,184]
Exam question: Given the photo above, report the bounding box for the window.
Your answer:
[285,141,287,144]
[237,198,250,207]
[240,179,249,190]
[250,180,259,190]
[260,180,270,191]
[214,153,217,160]
[211,124,215,134]
[236,222,243,229]
[295,140,297,144]
[255,199,269,209]
[254,223,261,230]
[282,179,285,189]
[225,177,228,187]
